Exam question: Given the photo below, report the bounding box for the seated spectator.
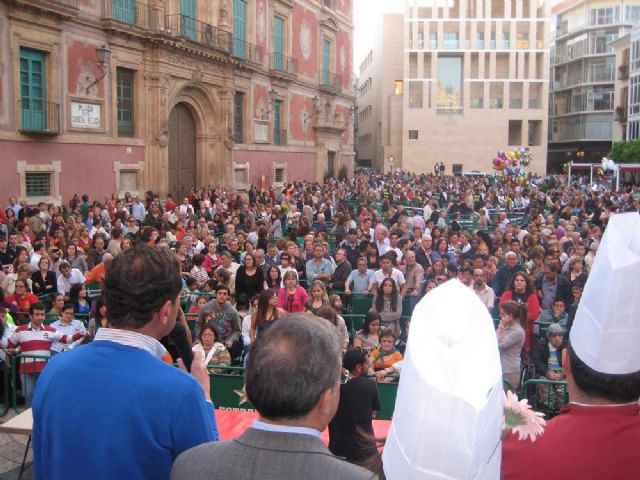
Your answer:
[50,303,87,354]
[353,312,381,353]
[277,270,308,314]
[31,257,57,297]
[370,278,403,336]
[192,323,231,373]
[190,254,209,290]
[6,280,39,313]
[57,261,85,296]
[400,250,424,297]
[2,263,33,296]
[369,328,404,375]
[69,283,91,315]
[305,280,330,315]
[263,265,282,293]
[87,298,109,338]
[328,248,352,291]
[188,296,209,315]
[345,257,375,295]
[530,323,567,412]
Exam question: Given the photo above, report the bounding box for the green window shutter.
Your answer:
[117,68,134,137]
[322,39,331,84]
[181,0,197,40]
[20,48,46,131]
[113,0,136,25]
[273,16,284,70]
[233,0,247,58]
[273,100,282,145]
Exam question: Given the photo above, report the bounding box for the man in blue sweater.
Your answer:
[33,244,218,480]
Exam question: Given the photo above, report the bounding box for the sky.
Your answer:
[353,0,404,75]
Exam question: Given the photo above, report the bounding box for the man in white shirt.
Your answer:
[472,268,495,312]
[374,225,391,256]
[57,261,85,296]
[373,254,405,290]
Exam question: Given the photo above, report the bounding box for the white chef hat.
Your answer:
[382,279,503,480]
[570,212,640,374]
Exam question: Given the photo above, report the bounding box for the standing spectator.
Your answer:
[371,278,403,336]
[235,253,265,301]
[400,250,424,297]
[500,271,540,353]
[329,347,381,464]
[197,285,242,358]
[9,303,83,406]
[277,270,308,314]
[373,254,405,290]
[535,262,572,311]
[33,245,218,480]
[131,195,146,223]
[249,289,281,342]
[306,243,333,285]
[472,268,495,312]
[496,300,526,391]
[86,234,106,270]
[64,244,88,274]
[329,248,352,291]
[491,252,525,299]
[190,254,209,290]
[345,257,375,295]
[50,303,87,354]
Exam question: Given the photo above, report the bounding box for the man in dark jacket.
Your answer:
[491,252,525,299]
[535,262,572,311]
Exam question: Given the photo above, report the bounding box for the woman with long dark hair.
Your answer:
[371,278,403,336]
[264,265,282,293]
[249,289,281,342]
[235,253,264,301]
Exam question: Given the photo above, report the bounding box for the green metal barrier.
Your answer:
[375,379,399,420]
[520,378,569,419]
[351,294,373,316]
[208,366,255,411]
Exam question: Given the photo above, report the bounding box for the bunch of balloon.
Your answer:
[492,147,532,185]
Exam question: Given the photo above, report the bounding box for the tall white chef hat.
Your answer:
[570,212,640,374]
[382,279,503,480]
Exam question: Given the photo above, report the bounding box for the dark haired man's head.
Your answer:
[103,244,182,333]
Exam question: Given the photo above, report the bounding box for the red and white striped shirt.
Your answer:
[8,324,73,374]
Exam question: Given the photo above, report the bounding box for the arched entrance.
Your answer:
[168,103,196,200]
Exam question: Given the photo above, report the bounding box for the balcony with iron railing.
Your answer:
[163,14,232,54]
[232,38,263,65]
[19,100,60,135]
[268,53,297,79]
[102,0,160,33]
[18,0,79,17]
[273,129,287,146]
[319,70,342,94]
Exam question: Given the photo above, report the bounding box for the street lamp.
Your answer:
[303,95,321,130]
[85,45,111,95]
[261,88,279,119]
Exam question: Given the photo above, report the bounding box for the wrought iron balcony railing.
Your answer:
[269,53,297,76]
[19,100,60,134]
[103,0,159,31]
[164,14,232,54]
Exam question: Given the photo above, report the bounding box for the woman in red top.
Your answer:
[7,281,39,314]
[500,271,540,354]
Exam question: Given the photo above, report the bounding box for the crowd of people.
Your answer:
[1,169,640,477]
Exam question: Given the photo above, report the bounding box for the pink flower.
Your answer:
[502,391,546,442]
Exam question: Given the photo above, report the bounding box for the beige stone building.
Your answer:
[356,0,549,176]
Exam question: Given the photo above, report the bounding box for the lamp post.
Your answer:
[85,45,111,95]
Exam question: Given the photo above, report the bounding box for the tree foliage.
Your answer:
[608,140,640,164]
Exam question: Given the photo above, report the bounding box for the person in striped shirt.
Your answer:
[7,302,83,406]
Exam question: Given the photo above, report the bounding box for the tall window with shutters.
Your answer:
[234,92,244,144]
[117,68,134,137]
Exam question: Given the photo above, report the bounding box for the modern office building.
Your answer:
[0,0,354,204]
[356,0,550,175]
[548,0,640,170]
[628,23,640,140]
